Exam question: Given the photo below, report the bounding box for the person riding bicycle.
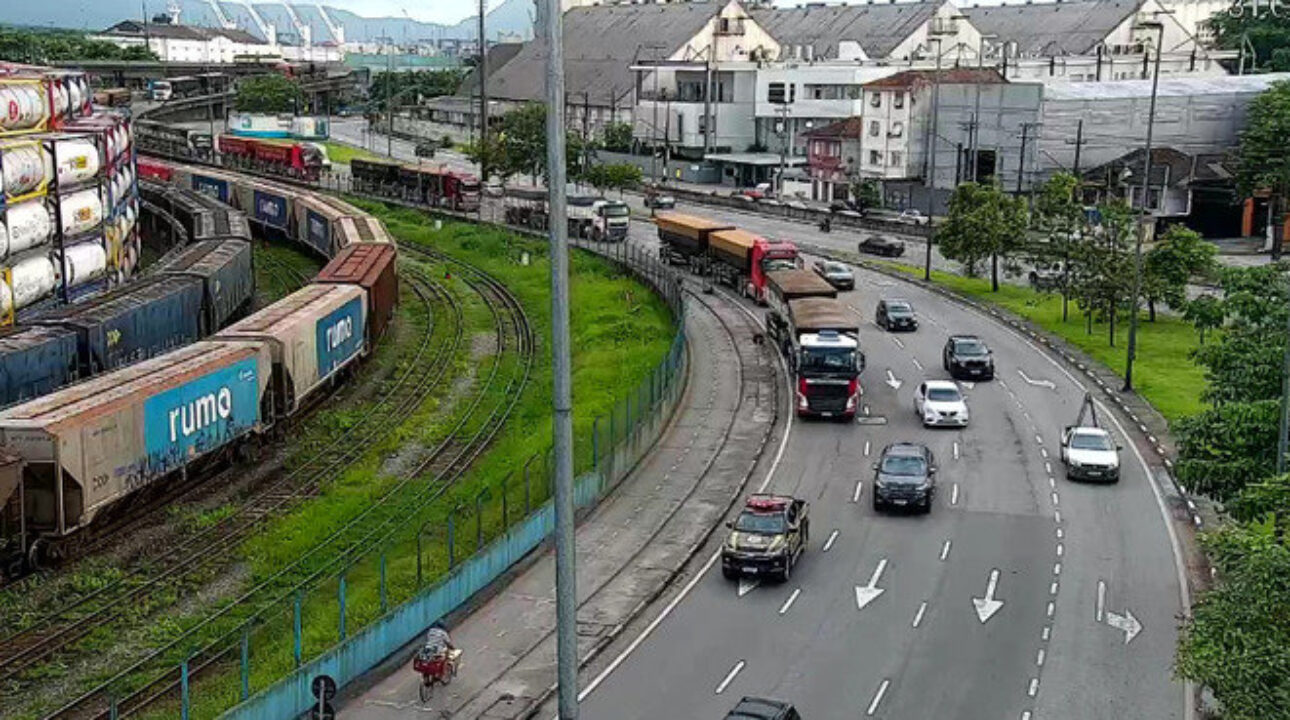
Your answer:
[424,621,455,659]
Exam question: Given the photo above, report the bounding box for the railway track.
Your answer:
[0,271,456,693]
[34,249,534,720]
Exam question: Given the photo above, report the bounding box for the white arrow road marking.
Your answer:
[1018,369,1057,390]
[852,481,864,503]
[823,529,840,552]
[738,578,759,597]
[1106,608,1143,644]
[715,660,745,694]
[779,588,801,615]
[866,679,891,716]
[885,369,903,390]
[972,568,1005,623]
[855,558,889,611]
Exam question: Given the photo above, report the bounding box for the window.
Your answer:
[768,82,786,104]
[870,150,883,165]
[869,121,880,137]
[893,92,904,109]
[870,92,882,108]
[889,121,904,137]
[891,151,903,167]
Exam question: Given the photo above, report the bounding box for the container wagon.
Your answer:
[316,243,398,343]
[154,239,255,335]
[0,327,80,408]
[214,284,367,415]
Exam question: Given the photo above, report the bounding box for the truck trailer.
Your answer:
[764,269,864,420]
[503,186,629,241]
[654,213,799,301]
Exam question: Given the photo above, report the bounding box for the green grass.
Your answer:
[253,242,323,307]
[3,213,677,720]
[322,142,383,166]
[871,259,1205,423]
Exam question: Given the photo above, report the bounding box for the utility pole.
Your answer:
[1125,18,1166,393]
[1071,118,1084,177]
[777,104,789,196]
[542,0,578,716]
[924,38,943,281]
[1016,122,1029,194]
[478,0,489,183]
[386,40,394,158]
[970,34,995,182]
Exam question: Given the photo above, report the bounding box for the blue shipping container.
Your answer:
[0,327,79,407]
[315,296,364,377]
[254,189,289,229]
[304,209,331,257]
[192,174,231,203]
[143,356,260,473]
[157,240,254,334]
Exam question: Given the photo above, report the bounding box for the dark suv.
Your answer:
[942,335,995,380]
[873,443,937,513]
[876,299,918,331]
[725,697,801,720]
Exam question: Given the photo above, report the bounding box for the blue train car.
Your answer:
[0,327,80,408]
[155,239,255,334]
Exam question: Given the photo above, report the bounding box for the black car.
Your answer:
[858,235,905,257]
[942,335,995,380]
[726,697,802,720]
[876,299,918,331]
[829,199,866,215]
[873,443,937,513]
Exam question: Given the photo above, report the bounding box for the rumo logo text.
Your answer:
[168,387,233,442]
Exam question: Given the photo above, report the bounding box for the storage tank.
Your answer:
[1,143,52,198]
[60,241,107,287]
[0,81,48,133]
[58,188,103,236]
[10,255,57,310]
[4,200,52,256]
[51,138,101,186]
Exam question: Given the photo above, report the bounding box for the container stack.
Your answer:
[0,63,138,325]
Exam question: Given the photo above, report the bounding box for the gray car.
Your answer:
[812,260,855,290]
[873,443,937,513]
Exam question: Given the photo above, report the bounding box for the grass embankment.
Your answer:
[0,213,675,720]
[322,142,383,166]
[872,260,1204,422]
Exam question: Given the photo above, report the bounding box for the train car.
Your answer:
[0,339,273,542]
[335,215,394,250]
[154,239,255,335]
[215,284,367,414]
[292,193,343,257]
[316,243,398,343]
[29,275,204,376]
[232,178,295,235]
[0,326,80,408]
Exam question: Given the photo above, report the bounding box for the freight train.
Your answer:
[0,158,398,574]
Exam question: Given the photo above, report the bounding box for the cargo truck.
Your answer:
[654,213,800,301]
[764,269,864,420]
[502,186,630,241]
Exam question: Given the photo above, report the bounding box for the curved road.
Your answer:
[560,220,1189,719]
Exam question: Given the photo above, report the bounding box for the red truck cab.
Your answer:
[751,239,800,303]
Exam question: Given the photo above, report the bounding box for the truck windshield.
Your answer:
[763,258,798,272]
[800,347,856,372]
[602,204,629,218]
[734,512,786,534]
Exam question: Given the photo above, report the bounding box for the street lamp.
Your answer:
[1123,13,1169,393]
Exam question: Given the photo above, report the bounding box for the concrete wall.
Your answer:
[907,82,1044,192]
[596,149,722,185]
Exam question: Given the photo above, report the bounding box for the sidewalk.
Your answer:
[337,287,781,719]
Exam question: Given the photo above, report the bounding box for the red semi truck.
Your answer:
[765,269,864,420]
[654,213,800,302]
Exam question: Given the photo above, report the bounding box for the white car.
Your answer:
[898,209,930,226]
[914,380,970,428]
[1059,426,1121,482]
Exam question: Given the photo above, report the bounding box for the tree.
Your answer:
[463,133,514,185]
[601,122,633,153]
[236,74,304,114]
[583,164,612,195]
[1236,81,1290,258]
[496,104,587,184]
[0,28,158,63]
[1188,263,1290,405]
[1210,8,1290,72]
[1175,399,1282,502]
[1142,225,1217,321]
[1032,172,1085,320]
[936,182,1029,290]
[1068,200,1136,344]
[1183,294,1224,345]
[604,163,642,195]
[849,178,882,210]
[369,69,466,108]
[1176,518,1290,720]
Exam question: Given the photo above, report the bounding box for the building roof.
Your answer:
[458,42,525,97]
[961,0,1143,56]
[480,3,720,105]
[805,117,865,139]
[864,68,1006,88]
[1081,147,1195,188]
[749,1,942,60]
[1042,72,1290,100]
[100,20,265,45]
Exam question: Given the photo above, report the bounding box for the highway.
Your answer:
[548,214,1192,719]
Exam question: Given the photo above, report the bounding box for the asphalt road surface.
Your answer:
[558,220,1190,719]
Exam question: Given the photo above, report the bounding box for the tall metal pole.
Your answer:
[386,41,393,158]
[651,51,660,185]
[924,41,942,281]
[778,105,788,196]
[970,37,985,182]
[543,0,579,716]
[1278,279,1290,474]
[1124,22,1163,392]
[479,0,489,183]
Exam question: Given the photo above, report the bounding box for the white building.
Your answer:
[93,20,275,64]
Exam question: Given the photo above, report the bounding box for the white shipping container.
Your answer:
[62,240,106,286]
[59,188,103,236]
[1,143,52,198]
[53,138,100,185]
[11,254,56,309]
[5,200,53,256]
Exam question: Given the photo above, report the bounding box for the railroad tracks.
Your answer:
[12,250,533,720]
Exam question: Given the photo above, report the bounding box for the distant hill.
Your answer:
[2,0,534,44]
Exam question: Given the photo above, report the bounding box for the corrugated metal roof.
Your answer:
[961,0,1142,56]
[866,68,1006,88]
[1042,73,1290,99]
[459,43,525,97]
[483,3,720,105]
[749,1,942,60]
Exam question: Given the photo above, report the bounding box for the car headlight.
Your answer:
[1069,459,1083,468]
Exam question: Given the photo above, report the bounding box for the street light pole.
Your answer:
[478,0,489,183]
[1279,280,1290,474]
[924,37,943,281]
[542,0,578,717]
[1124,20,1165,393]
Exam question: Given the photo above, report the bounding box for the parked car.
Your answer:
[725,697,802,720]
[644,193,676,210]
[829,199,867,215]
[914,380,970,428]
[897,208,930,226]
[1029,266,1065,291]
[812,260,855,290]
[858,235,905,257]
[873,442,937,513]
[876,298,918,331]
[786,200,809,210]
[942,335,995,380]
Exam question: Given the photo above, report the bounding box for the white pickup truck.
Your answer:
[1059,426,1122,483]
